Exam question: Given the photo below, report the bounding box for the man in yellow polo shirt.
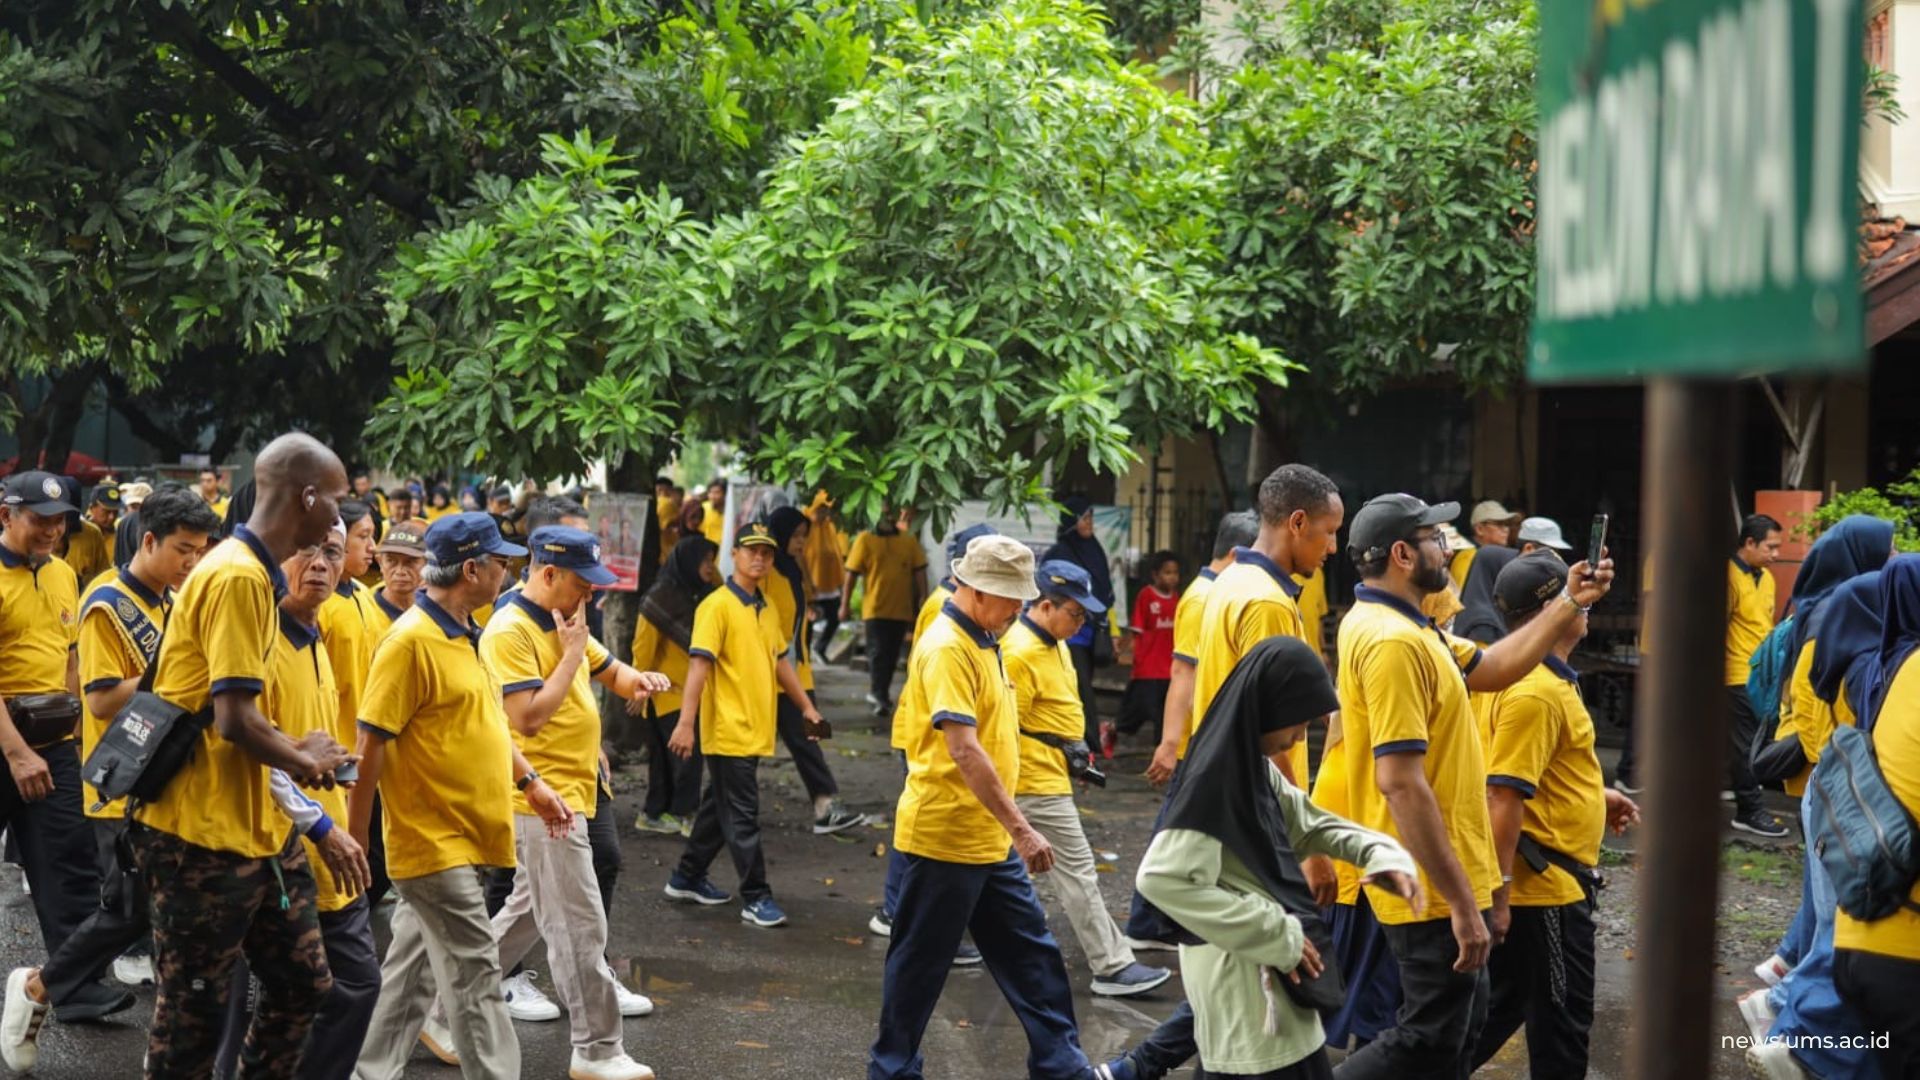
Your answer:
[480,526,668,1079]
[56,480,113,589]
[197,469,229,520]
[664,522,825,930]
[1472,553,1639,1078]
[351,512,569,1079]
[1334,493,1611,1080]
[1008,560,1169,999]
[1146,510,1256,787]
[7,488,221,1036]
[128,435,355,1078]
[699,479,728,546]
[368,519,427,638]
[843,506,929,716]
[870,535,1095,1080]
[1724,513,1790,837]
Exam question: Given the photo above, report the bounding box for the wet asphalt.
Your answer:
[0,662,1786,1077]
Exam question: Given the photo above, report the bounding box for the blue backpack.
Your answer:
[1747,615,1796,735]
[1806,720,1920,921]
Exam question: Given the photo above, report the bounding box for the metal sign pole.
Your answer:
[1630,377,1737,1079]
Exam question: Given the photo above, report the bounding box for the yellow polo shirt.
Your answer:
[359,596,516,879]
[1309,735,1363,905]
[1170,568,1215,668]
[1189,550,1309,783]
[78,568,167,817]
[1477,658,1605,907]
[893,602,1021,864]
[0,544,79,707]
[265,614,353,912]
[896,581,957,750]
[631,613,692,718]
[847,530,926,622]
[1294,570,1329,663]
[1774,639,1862,797]
[1449,548,1477,590]
[318,579,381,743]
[1338,585,1498,925]
[481,594,613,817]
[689,580,783,757]
[1726,558,1777,687]
[136,529,286,858]
[1004,616,1080,797]
[366,590,407,643]
[700,504,727,546]
[60,520,112,593]
[1835,657,1920,960]
[764,567,814,692]
[805,522,848,597]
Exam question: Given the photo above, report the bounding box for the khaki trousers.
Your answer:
[1016,793,1136,977]
[492,812,626,1061]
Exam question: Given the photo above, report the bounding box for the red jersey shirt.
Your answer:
[1130,584,1179,681]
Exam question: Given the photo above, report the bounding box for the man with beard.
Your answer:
[1332,494,1611,1080]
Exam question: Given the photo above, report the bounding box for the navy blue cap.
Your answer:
[528,525,617,587]
[424,512,527,566]
[3,471,78,516]
[946,523,998,562]
[1034,559,1107,616]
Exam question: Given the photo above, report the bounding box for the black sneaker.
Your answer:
[1731,809,1790,838]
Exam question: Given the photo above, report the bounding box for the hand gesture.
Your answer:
[1286,934,1325,985]
[1303,855,1338,907]
[1360,868,1425,918]
[556,605,589,660]
[1488,896,1512,947]
[7,748,51,803]
[1450,905,1491,972]
[526,779,574,838]
[316,829,371,898]
[624,693,648,717]
[631,670,672,699]
[1145,741,1178,786]
[1013,826,1054,875]
[1604,788,1641,834]
[668,720,698,761]
[295,732,351,788]
[1566,550,1615,608]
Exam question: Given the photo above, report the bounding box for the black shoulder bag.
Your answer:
[81,627,214,811]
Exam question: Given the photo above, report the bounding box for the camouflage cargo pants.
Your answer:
[133,824,332,1080]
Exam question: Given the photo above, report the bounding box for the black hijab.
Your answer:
[1161,636,1345,1014]
[639,536,718,649]
[1454,544,1518,644]
[766,505,810,656]
[1042,495,1115,607]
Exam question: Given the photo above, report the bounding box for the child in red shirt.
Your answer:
[1118,551,1180,750]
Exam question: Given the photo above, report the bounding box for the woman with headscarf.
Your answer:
[1828,556,1920,1080]
[803,492,849,661]
[763,506,867,835]
[1452,544,1519,645]
[1737,566,1893,1080]
[1044,496,1121,747]
[1133,638,1420,1080]
[629,536,720,834]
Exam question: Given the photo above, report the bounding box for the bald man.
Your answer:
[129,433,359,1079]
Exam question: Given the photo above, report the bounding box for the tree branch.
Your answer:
[152,7,439,225]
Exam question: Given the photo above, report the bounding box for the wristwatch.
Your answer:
[516,769,541,792]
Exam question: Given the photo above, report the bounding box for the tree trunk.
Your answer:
[598,453,663,755]
[13,368,97,473]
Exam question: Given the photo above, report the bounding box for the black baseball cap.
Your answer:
[89,484,123,510]
[3,471,79,516]
[529,526,617,587]
[1495,551,1572,619]
[424,512,528,566]
[1348,493,1461,565]
[735,521,778,549]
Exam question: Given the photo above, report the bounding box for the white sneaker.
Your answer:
[1747,1041,1807,1080]
[1738,988,1777,1043]
[502,970,562,1022]
[112,954,156,987]
[1,968,48,1072]
[604,965,654,1018]
[569,1050,656,1080]
[418,1014,460,1065]
[1754,953,1790,988]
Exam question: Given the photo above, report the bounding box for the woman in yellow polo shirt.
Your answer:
[630,536,719,835]
[1833,556,1920,1080]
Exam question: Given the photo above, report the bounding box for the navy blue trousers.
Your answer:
[869,851,1089,1080]
[1123,765,1186,942]
[1324,892,1403,1049]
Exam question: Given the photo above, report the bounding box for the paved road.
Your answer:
[0,663,1778,1077]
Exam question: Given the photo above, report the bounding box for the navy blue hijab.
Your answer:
[1043,496,1115,608]
[1856,555,1920,727]
[1809,570,1884,707]
[1782,515,1896,669]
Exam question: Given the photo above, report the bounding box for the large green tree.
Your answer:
[372,0,1292,527]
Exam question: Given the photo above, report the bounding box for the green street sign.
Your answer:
[1530,0,1867,381]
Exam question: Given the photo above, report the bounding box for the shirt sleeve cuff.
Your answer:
[83,678,122,694]
[357,719,398,740]
[306,813,335,841]
[688,648,717,662]
[1373,739,1429,758]
[931,710,977,728]
[589,655,613,676]
[1171,651,1198,665]
[1487,774,1537,798]
[501,679,544,695]
[209,677,265,697]
[1460,649,1484,676]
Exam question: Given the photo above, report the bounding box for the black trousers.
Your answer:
[676,754,769,902]
[1335,914,1491,1080]
[1119,678,1170,742]
[812,600,841,661]
[867,618,910,704]
[1196,1050,1334,1080]
[1614,707,1638,788]
[1835,948,1920,1080]
[1725,686,1764,815]
[643,706,703,819]
[1,742,103,960]
[1069,643,1099,745]
[43,817,149,1015]
[364,795,392,907]
[1472,900,1596,1079]
[777,691,838,800]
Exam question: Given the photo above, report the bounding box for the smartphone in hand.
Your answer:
[1587,514,1609,578]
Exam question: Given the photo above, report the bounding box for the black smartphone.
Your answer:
[1587,514,1609,575]
[804,716,833,740]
